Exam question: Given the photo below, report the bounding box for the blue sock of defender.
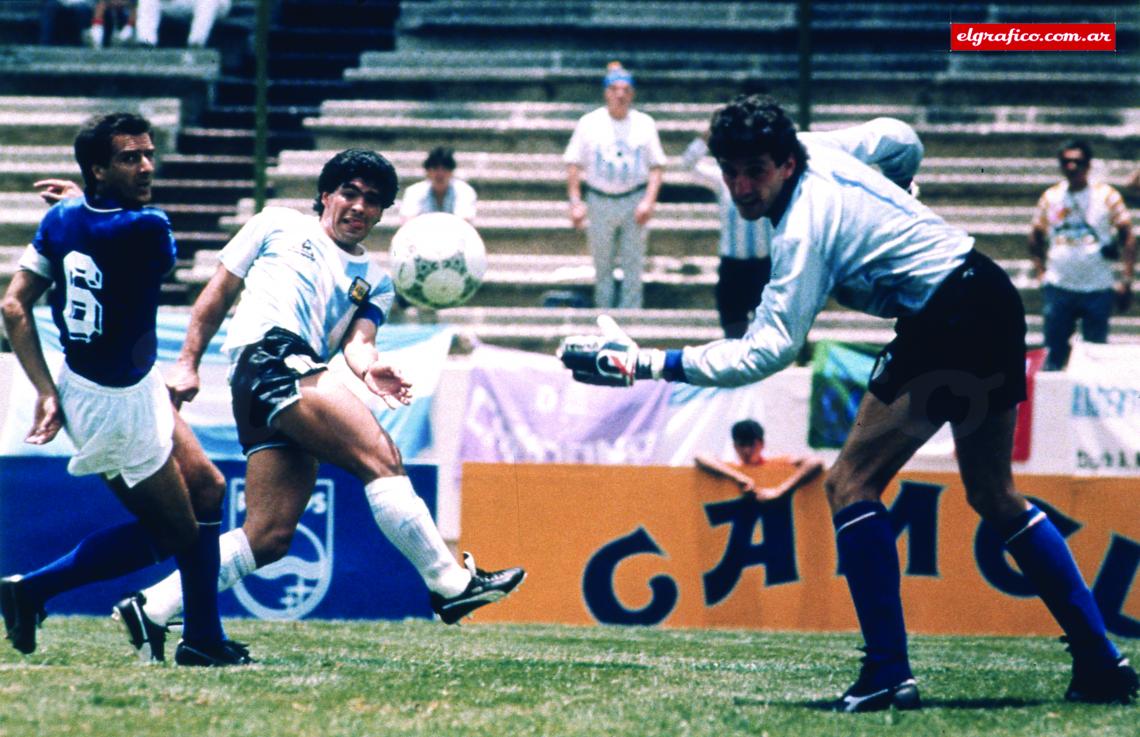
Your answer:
[834,501,912,682]
[176,511,225,646]
[1002,506,1119,665]
[19,521,164,604]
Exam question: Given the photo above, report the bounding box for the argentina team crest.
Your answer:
[348,276,371,304]
[228,477,335,620]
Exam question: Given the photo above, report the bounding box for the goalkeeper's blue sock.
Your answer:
[177,511,225,646]
[834,501,911,679]
[19,521,164,604]
[1002,506,1119,666]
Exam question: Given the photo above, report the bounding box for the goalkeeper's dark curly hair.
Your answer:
[708,95,807,175]
[314,148,398,214]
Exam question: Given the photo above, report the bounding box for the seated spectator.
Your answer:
[694,419,824,502]
[398,146,478,224]
[40,0,93,46]
[135,0,231,48]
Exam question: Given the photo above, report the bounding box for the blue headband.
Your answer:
[603,69,635,89]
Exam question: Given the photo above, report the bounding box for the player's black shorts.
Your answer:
[231,327,328,456]
[867,250,1028,426]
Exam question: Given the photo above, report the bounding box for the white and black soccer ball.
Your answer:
[388,212,487,310]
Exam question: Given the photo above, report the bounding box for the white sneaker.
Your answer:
[115,25,135,46]
[83,26,103,49]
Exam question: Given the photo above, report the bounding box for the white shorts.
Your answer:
[58,364,174,488]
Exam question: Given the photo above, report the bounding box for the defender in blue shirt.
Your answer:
[0,112,248,666]
[28,188,175,387]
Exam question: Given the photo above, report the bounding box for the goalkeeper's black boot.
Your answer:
[1,575,47,655]
[430,552,526,624]
[831,650,921,713]
[112,592,168,663]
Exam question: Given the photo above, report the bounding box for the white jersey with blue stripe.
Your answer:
[219,207,395,364]
[680,127,973,387]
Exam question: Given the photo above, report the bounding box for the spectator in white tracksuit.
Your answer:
[564,62,667,309]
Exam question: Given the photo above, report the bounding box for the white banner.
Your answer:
[1066,342,1140,476]
[458,344,769,468]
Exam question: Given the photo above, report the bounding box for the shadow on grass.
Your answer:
[779,697,1055,710]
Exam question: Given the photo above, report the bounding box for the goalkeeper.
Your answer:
[560,95,1136,712]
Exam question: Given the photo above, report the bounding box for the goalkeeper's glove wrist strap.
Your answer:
[634,349,665,380]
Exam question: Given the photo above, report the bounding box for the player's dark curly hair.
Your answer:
[314,148,399,214]
[74,112,152,196]
[708,95,807,175]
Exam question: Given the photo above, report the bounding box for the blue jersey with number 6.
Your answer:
[18,196,176,387]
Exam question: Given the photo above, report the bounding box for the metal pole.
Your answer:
[253,0,270,213]
[796,0,812,131]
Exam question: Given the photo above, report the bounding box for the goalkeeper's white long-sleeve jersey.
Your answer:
[679,119,974,387]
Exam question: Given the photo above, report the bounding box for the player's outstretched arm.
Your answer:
[342,318,413,409]
[169,265,244,407]
[33,178,83,205]
[1,271,63,443]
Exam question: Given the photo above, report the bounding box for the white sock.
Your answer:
[364,476,471,597]
[142,528,258,625]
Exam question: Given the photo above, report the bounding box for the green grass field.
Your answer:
[0,617,1133,737]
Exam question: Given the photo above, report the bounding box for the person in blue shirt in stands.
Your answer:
[0,112,249,666]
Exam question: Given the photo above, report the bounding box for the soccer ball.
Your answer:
[388,212,487,309]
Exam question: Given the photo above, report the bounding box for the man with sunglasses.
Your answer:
[1030,139,1135,371]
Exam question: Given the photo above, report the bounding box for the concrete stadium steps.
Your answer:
[214,195,1136,263]
[174,244,1071,314]
[0,96,182,149]
[268,148,1140,206]
[303,99,1140,159]
[393,1,1138,56]
[0,48,220,119]
[0,2,41,45]
[176,126,312,157]
[0,146,78,190]
[387,306,1140,355]
[344,46,1140,105]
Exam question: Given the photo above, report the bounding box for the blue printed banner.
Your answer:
[0,457,437,620]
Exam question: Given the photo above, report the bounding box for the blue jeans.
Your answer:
[1041,285,1114,371]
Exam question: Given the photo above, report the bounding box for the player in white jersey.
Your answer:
[560,96,1136,710]
[113,150,525,660]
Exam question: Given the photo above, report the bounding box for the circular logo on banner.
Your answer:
[229,479,335,620]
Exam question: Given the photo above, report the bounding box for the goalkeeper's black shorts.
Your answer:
[867,249,1028,427]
